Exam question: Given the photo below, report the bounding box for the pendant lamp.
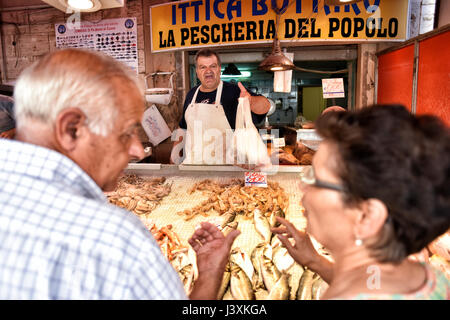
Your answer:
[258,10,294,72]
[223,63,242,75]
[258,36,295,72]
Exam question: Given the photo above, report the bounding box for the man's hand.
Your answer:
[238,82,251,99]
[188,222,240,299]
[238,82,270,115]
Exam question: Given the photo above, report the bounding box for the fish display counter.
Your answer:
[106,163,332,300]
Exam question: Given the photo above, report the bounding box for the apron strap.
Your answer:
[215,81,223,105]
[191,81,223,106]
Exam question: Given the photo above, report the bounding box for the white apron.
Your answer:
[183,81,232,165]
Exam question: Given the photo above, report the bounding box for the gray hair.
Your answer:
[14,49,143,136]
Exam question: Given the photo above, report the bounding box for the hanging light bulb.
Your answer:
[258,11,294,72]
[67,0,95,10]
[258,37,295,72]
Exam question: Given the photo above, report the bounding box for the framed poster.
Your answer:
[55,17,138,72]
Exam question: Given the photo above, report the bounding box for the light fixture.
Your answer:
[222,63,241,76]
[324,0,364,5]
[67,0,94,10]
[221,71,251,79]
[258,9,294,72]
[258,37,295,72]
[41,0,125,12]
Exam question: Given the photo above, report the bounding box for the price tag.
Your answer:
[322,78,345,98]
[245,172,268,188]
[272,137,286,148]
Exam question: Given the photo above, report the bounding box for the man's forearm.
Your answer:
[189,271,223,300]
[249,96,270,115]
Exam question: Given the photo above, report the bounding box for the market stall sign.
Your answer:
[150,0,409,52]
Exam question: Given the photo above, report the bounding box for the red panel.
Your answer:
[416,31,450,126]
[377,44,414,111]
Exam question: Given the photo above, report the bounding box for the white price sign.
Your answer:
[272,138,286,148]
[322,78,345,99]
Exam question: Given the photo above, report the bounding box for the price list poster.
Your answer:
[55,17,138,73]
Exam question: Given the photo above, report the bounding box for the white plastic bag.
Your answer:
[144,73,174,105]
[232,97,272,169]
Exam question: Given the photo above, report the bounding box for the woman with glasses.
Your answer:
[272,105,450,299]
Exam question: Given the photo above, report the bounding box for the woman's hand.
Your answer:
[271,216,334,283]
[271,216,319,267]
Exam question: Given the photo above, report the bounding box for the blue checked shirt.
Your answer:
[0,139,187,300]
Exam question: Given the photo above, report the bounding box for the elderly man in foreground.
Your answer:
[0,49,239,299]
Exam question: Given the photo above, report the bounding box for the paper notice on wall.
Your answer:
[55,17,138,73]
[273,52,294,93]
[141,104,172,146]
[322,78,345,98]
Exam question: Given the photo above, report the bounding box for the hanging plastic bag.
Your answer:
[231,97,272,170]
[144,73,174,105]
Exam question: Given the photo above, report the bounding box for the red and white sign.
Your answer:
[245,172,268,188]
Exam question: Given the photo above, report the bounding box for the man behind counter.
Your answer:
[0,49,240,299]
[171,48,270,165]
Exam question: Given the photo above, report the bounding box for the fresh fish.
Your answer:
[271,234,282,248]
[296,268,316,300]
[311,276,329,300]
[272,245,295,273]
[230,248,254,281]
[217,262,231,300]
[254,288,269,300]
[254,209,272,242]
[222,287,234,300]
[170,249,189,271]
[250,243,266,290]
[289,263,304,300]
[268,207,285,228]
[230,262,255,300]
[187,246,198,280]
[262,242,273,261]
[221,211,237,228]
[178,264,195,295]
[260,244,281,292]
[267,272,290,300]
[221,221,238,237]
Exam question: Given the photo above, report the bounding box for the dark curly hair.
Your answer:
[315,105,450,263]
[194,48,221,66]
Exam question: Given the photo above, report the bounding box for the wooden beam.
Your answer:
[355,44,377,109]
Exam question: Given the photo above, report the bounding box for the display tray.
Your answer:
[119,164,327,299]
[123,165,307,249]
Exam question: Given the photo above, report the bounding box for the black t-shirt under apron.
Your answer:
[179,81,266,130]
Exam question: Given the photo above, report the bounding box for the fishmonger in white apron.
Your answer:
[183,81,232,165]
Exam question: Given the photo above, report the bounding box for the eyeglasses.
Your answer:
[299,166,346,193]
